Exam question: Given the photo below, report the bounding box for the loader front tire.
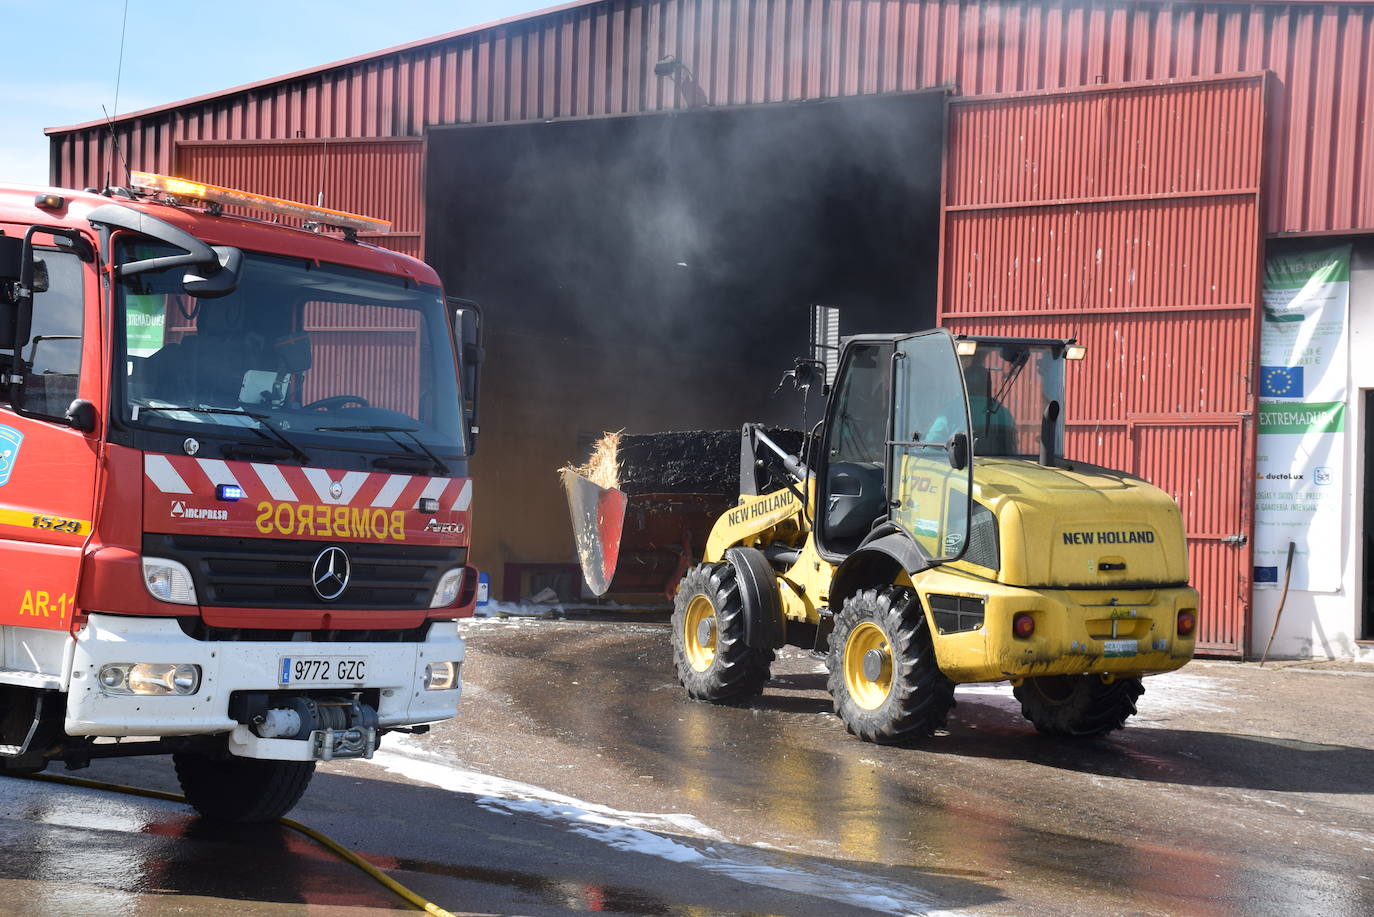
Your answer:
[1013,674,1144,737]
[174,752,316,822]
[671,562,773,704]
[826,586,954,744]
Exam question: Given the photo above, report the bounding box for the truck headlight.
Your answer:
[142,557,197,605]
[98,663,201,696]
[424,661,460,690]
[429,568,465,608]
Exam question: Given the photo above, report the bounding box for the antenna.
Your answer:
[102,106,132,193]
[104,0,132,190]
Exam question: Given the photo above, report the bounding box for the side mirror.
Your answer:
[0,243,16,343]
[0,235,22,283]
[450,297,483,455]
[784,357,825,392]
[65,399,97,434]
[947,431,970,471]
[28,258,50,294]
[182,246,242,299]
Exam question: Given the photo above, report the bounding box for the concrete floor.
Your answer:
[1,614,1370,916]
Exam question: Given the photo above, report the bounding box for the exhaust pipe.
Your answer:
[1039,400,1061,468]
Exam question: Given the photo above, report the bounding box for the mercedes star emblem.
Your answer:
[311,546,351,601]
[329,480,344,499]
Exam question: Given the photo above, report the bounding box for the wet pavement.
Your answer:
[1,613,1371,916]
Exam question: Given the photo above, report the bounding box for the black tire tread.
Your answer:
[671,562,774,704]
[173,752,316,822]
[1013,675,1145,737]
[825,586,955,745]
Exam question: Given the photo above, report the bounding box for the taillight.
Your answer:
[1012,613,1035,639]
[1177,610,1197,637]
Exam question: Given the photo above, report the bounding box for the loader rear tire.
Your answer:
[826,586,954,745]
[671,562,774,704]
[174,752,316,822]
[1013,674,1144,737]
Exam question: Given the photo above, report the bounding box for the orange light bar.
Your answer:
[129,171,391,234]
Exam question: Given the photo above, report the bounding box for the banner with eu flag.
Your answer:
[1259,365,1304,399]
[1255,245,1350,592]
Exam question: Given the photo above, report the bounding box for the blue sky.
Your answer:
[0,0,554,186]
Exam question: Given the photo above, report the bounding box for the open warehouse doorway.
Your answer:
[425,91,947,600]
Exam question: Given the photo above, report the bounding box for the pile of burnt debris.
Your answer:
[569,429,806,496]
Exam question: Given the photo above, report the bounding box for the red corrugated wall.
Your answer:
[176,139,424,257]
[49,0,1374,236]
[940,74,1267,655]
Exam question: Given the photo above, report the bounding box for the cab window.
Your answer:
[12,250,85,421]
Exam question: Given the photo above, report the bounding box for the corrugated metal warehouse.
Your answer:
[48,0,1374,660]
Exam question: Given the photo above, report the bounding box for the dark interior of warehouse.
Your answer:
[425,91,947,597]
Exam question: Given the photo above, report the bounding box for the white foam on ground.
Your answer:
[369,741,962,916]
[1133,670,1237,720]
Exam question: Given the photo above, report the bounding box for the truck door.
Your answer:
[0,241,100,634]
[889,332,973,565]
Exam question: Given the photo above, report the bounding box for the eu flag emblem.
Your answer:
[1260,366,1304,398]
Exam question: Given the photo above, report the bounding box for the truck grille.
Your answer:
[143,534,465,610]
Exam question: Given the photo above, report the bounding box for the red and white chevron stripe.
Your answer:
[144,454,473,512]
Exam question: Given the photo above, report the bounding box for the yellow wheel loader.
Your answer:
[565,329,1198,743]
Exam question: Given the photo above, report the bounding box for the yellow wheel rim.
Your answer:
[682,594,717,672]
[843,621,893,710]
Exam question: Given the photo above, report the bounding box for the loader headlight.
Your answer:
[142,557,198,605]
[424,660,460,690]
[98,663,201,696]
[430,568,465,608]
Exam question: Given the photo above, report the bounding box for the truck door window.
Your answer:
[16,250,84,420]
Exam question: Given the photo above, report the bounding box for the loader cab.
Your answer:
[815,331,1081,567]
[815,330,974,565]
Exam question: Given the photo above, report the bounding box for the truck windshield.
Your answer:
[960,342,1065,458]
[115,241,463,457]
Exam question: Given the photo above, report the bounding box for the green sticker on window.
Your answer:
[126,294,166,354]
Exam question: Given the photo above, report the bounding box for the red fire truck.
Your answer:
[0,173,481,821]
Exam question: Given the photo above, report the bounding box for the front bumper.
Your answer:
[915,573,1198,683]
[64,613,462,755]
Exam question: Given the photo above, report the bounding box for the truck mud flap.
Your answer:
[561,468,730,599]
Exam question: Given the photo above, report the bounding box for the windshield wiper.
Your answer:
[139,405,311,464]
[313,424,452,475]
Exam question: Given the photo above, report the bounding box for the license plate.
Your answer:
[1103,639,1138,658]
[279,656,368,685]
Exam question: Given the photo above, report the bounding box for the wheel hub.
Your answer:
[682,594,718,672]
[862,648,889,682]
[843,621,894,710]
[696,617,717,647]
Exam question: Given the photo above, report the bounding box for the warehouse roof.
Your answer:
[45,0,1369,135]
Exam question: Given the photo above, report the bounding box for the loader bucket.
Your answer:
[562,467,628,596]
[561,467,731,599]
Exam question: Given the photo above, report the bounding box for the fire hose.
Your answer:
[23,771,457,917]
